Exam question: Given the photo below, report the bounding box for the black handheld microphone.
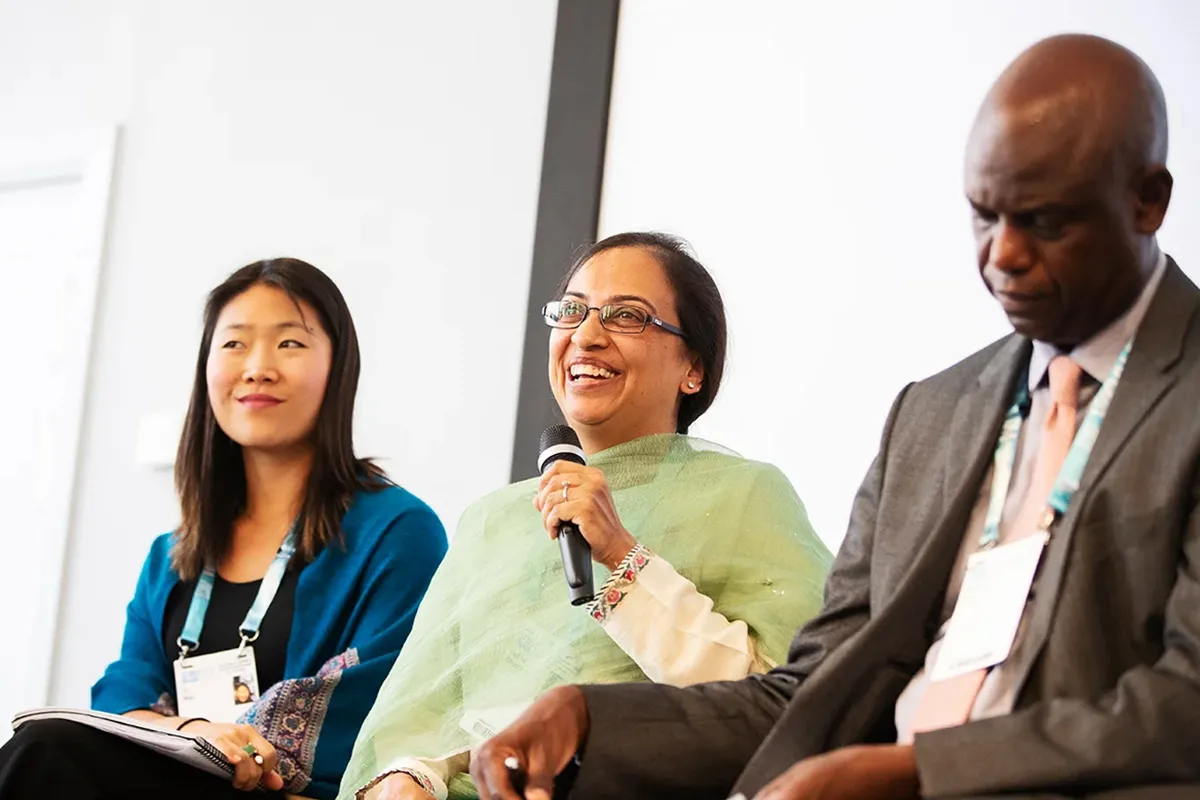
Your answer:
[538,425,594,606]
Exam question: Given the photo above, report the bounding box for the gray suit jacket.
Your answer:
[571,260,1200,800]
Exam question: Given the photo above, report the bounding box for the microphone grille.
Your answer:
[539,424,581,452]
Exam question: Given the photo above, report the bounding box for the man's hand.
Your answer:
[754,745,920,800]
[471,685,590,800]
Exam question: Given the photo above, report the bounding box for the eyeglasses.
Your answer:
[541,300,686,338]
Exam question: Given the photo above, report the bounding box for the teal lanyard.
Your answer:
[978,339,1133,549]
[177,526,298,659]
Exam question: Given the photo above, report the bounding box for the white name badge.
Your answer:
[174,647,261,723]
[930,532,1048,682]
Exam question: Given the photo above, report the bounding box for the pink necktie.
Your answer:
[909,355,1084,735]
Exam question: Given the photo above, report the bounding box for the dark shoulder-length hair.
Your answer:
[555,232,727,434]
[172,257,388,580]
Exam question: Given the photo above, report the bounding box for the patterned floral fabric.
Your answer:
[149,692,177,717]
[239,648,360,793]
[586,544,654,624]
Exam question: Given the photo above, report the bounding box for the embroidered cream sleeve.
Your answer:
[587,544,772,686]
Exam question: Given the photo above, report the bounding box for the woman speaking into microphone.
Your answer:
[341,233,833,800]
[0,258,448,799]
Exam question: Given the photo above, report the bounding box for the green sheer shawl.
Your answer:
[339,434,831,799]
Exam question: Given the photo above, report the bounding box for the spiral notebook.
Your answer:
[11,707,233,778]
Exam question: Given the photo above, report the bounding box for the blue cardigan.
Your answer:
[91,485,448,799]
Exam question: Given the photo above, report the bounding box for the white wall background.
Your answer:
[0,0,557,707]
[0,129,115,737]
[600,0,1200,550]
[7,0,1198,713]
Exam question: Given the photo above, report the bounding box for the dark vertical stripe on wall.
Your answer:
[509,0,621,481]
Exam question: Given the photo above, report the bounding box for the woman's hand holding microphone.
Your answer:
[534,461,637,571]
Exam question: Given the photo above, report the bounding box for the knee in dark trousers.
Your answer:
[0,718,275,800]
[10,718,96,749]
[0,719,107,798]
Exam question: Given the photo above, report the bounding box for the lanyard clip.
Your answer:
[237,628,259,656]
[176,637,194,663]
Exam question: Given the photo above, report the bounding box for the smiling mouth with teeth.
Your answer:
[569,364,618,381]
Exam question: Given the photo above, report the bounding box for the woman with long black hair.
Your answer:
[0,258,448,799]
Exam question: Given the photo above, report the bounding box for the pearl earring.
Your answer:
[687,382,696,390]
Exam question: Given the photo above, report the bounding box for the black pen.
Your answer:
[504,755,527,795]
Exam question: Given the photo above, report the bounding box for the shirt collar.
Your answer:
[1028,251,1168,390]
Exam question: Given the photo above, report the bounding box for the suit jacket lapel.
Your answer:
[1009,259,1199,696]
[1069,260,1193,495]
[900,335,1032,621]
[852,334,1031,667]
[940,335,1030,514]
[871,336,1028,668]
